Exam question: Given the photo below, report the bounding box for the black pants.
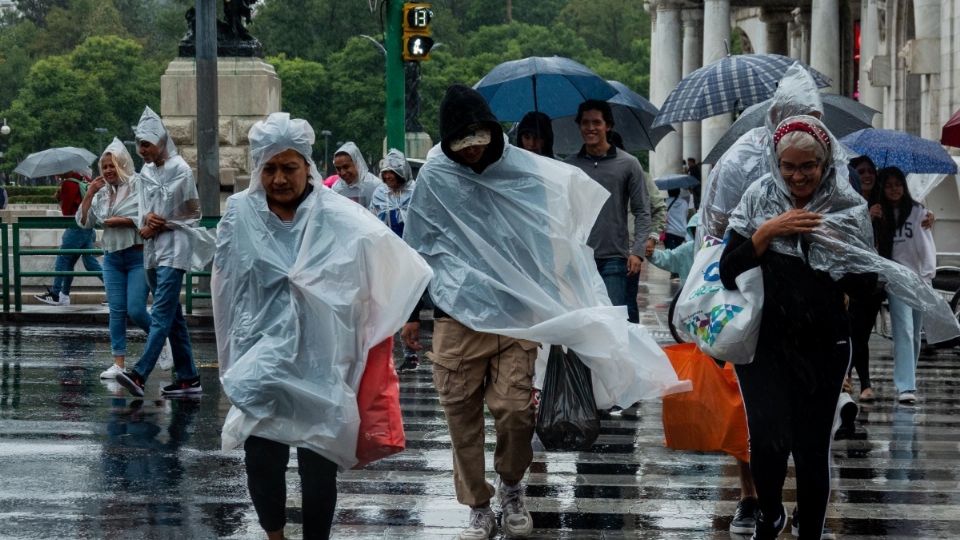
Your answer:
[735,339,850,539]
[847,291,883,390]
[244,435,338,539]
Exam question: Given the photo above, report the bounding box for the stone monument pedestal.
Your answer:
[160,57,281,195]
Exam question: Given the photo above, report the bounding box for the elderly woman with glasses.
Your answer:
[717,116,879,539]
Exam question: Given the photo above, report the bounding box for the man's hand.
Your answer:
[139,226,157,239]
[104,217,134,228]
[401,322,422,351]
[627,254,643,276]
[145,212,167,230]
[922,210,936,229]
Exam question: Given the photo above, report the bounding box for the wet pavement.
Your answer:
[1,267,959,539]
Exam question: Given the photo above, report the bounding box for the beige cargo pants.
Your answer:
[429,317,539,507]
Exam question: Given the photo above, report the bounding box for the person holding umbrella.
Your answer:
[516,111,554,158]
[34,170,104,306]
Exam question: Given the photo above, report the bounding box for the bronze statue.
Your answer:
[178,0,263,58]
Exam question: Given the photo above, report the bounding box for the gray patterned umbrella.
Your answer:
[703,94,879,164]
[13,146,97,178]
[653,54,831,128]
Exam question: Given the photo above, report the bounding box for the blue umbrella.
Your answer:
[653,54,831,127]
[474,56,618,122]
[655,174,700,191]
[840,129,958,174]
[545,80,674,154]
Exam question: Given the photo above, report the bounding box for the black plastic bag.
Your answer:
[535,345,600,450]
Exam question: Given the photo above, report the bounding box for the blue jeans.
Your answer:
[102,247,151,357]
[888,294,922,393]
[133,267,198,382]
[596,257,628,307]
[52,228,103,295]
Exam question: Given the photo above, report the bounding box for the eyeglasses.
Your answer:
[779,160,821,177]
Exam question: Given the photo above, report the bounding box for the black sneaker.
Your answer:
[116,369,146,397]
[752,504,787,540]
[160,378,202,397]
[791,507,836,539]
[397,354,419,372]
[34,288,60,306]
[729,497,759,534]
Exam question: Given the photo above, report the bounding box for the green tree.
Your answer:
[14,0,69,27]
[1,55,116,169]
[268,54,331,162]
[0,19,41,111]
[323,36,386,161]
[251,0,380,62]
[32,0,128,56]
[559,0,650,64]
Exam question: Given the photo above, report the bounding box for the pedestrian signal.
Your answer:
[402,3,434,61]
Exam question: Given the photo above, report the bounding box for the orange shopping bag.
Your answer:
[661,343,749,463]
[353,337,406,468]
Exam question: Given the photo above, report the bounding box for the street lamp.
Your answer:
[0,118,10,186]
[320,130,332,176]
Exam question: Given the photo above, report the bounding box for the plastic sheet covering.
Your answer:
[701,63,825,239]
[405,137,690,408]
[727,115,960,344]
[134,107,214,271]
[213,113,432,470]
[369,149,415,234]
[85,138,138,226]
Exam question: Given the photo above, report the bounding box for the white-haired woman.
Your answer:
[213,113,430,539]
[77,138,163,379]
[719,116,878,539]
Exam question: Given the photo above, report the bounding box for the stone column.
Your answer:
[701,0,731,169]
[761,8,792,56]
[788,20,803,60]
[913,0,942,139]
[652,0,683,177]
[647,3,658,170]
[681,9,703,163]
[810,0,840,93]
[859,0,884,126]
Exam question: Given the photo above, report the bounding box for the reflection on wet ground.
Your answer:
[1,267,960,538]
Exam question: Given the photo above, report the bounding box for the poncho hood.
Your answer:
[379,148,412,183]
[134,106,177,158]
[517,110,554,158]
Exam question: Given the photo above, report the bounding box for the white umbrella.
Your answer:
[13,147,97,178]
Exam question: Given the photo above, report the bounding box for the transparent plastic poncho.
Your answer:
[404,138,690,408]
[727,115,960,343]
[701,63,825,239]
[212,113,432,469]
[81,138,139,226]
[134,106,215,271]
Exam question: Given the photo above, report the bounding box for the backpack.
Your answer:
[63,177,88,199]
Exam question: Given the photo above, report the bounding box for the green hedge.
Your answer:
[3,186,58,204]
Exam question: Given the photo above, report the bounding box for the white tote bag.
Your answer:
[673,235,764,365]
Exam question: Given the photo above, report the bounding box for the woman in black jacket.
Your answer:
[720,116,876,539]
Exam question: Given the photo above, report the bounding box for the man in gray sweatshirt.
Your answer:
[565,99,652,309]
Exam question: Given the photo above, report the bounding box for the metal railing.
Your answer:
[2,215,220,314]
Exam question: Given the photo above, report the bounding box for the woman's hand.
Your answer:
[752,209,822,256]
[88,177,107,195]
[869,204,882,220]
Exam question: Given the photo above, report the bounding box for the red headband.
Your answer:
[773,121,830,150]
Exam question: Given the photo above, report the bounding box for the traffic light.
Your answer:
[402,2,434,61]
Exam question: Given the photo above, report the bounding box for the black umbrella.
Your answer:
[703,94,879,164]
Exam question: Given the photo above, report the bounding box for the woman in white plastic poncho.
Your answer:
[212,113,431,540]
[76,138,165,379]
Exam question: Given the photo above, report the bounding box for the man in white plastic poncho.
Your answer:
[331,141,382,207]
[401,84,688,540]
[116,106,211,398]
[213,113,431,539]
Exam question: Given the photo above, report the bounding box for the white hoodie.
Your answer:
[891,204,937,283]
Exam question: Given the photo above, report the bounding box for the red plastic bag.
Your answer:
[661,343,749,463]
[353,337,406,468]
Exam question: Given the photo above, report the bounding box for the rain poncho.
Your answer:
[405,136,690,408]
[134,107,214,271]
[369,149,414,236]
[728,115,960,343]
[701,63,825,239]
[76,138,142,253]
[212,113,432,469]
[331,141,382,207]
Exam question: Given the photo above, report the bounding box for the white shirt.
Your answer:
[891,204,936,283]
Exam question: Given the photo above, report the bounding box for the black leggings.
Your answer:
[848,291,883,390]
[244,436,338,539]
[735,339,850,539]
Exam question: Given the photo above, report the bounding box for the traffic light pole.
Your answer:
[385,0,406,151]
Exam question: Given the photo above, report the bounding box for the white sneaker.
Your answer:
[59,293,71,306]
[99,363,124,379]
[157,340,173,370]
[899,391,917,405]
[457,507,496,540]
[498,479,534,537]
